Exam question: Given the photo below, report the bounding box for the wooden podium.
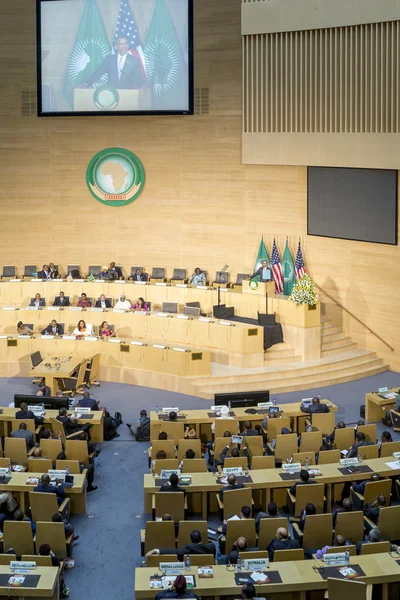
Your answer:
[241,280,275,296]
[74,89,141,111]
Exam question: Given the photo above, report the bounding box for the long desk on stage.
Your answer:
[0,471,86,515]
[135,555,400,600]
[365,388,400,423]
[0,565,59,599]
[150,401,338,439]
[143,457,400,518]
[0,407,104,443]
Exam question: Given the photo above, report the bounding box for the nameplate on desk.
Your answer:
[90,308,104,312]
[28,406,44,415]
[163,470,181,478]
[176,284,187,288]
[339,458,359,466]
[3,307,16,311]
[210,405,226,412]
[72,279,84,282]
[155,282,167,286]
[323,553,347,565]
[156,312,169,318]
[48,469,67,477]
[219,287,228,292]
[75,407,91,413]
[131,341,145,346]
[9,279,21,282]
[10,561,36,570]
[258,402,273,409]
[41,335,55,339]
[108,338,121,343]
[153,344,167,349]
[0,335,9,339]
[282,463,301,471]
[378,386,389,393]
[243,558,269,571]
[113,309,126,313]
[93,280,104,283]
[159,562,184,573]
[18,334,30,338]
[161,407,179,413]
[0,468,10,475]
[25,306,38,310]
[223,466,242,475]
[196,285,207,290]
[31,278,42,282]
[84,336,97,341]
[47,306,59,311]
[176,314,189,320]
[114,280,126,284]
[173,347,187,353]
[70,307,82,311]
[134,281,146,285]
[134,311,147,315]
[63,335,76,340]
[199,317,212,323]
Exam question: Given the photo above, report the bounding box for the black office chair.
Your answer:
[214,271,229,285]
[162,302,178,314]
[171,268,187,283]
[150,267,166,282]
[1,266,16,279]
[68,265,81,278]
[230,273,250,288]
[88,265,101,277]
[24,265,37,278]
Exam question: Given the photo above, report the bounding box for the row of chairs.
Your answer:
[2,521,72,559]
[1,436,92,467]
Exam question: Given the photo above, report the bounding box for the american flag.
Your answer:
[295,240,306,280]
[271,239,284,293]
[113,0,146,79]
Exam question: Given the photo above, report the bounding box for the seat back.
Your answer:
[88,265,101,277]
[152,267,165,279]
[235,273,250,285]
[274,549,304,562]
[65,440,90,465]
[153,459,179,473]
[326,545,356,556]
[86,354,101,385]
[144,521,175,554]
[363,479,391,504]
[177,521,208,547]
[0,554,16,565]
[303,513,333,551]
[74,361,87,391]
[150,441,176,459]
[318,449,340,464]
[159,422,184,443]
[24,265,36,277]
[12,419,36,436]
[40,439,62,461]
[2,266,16,278]
[189,554,215,566]
[274,434,298,461]
[181,459,207,473]
[244,436,264,457]
[4,437,28,465]
[154,492,185,523]
[376,505,400,541]
[55,460,81,474]
[0,458,11,468]
[172,268,186,280]
[380,441,400,457]
[215,271,228,284]
[299,431,323,453]
[358,444,379,460]
[147,554,177,568]
[29,492,60,522]
[241,550,269,560]
[67,265,80,275]
[224,457,248,469]
[294,483,325,516]
[361,541,390,555]
[335,511,364,544]
[267,417,291,442]
[327,578,369,600]
[257,517,288,549]
[292,452,316,466]
[162,302,178,314]
[358,424,377,443]
[3,521,34,557]
[310,413,336,436]
[177,439,201,461]
[28,458,53,473]
[22,555,52,566]
[214,437,237,459]
[251,456,275,470]
[214,420,239,438]
[49,418,66,444]
[222,488,252,520]
[36,522,68,559]
[334,428,356,450]
[225,519,257,550]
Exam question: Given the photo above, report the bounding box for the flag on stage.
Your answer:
[144,0,188,110]
[282,240,295,296]
[295,240,306,280]
[271,239,284,294]
[113,0,146,79]
[252,237,270,282]
[63,0,111,108]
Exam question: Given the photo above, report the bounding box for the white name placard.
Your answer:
[75,407,91,413]
[323,552,347,565]
[48,469,66,477]
[339,458,359,466]
[63,335,76,340]
[161,407,179,413]
[223,466,242,475]
[282,463,302,471]
[258,402,273,409]
[10,561,36,570]
[162,470,181,478]
[243,558,269,571]
[41,335,55,339]
[3,307,16,311]
[69,307,82,311]
[0,467,10,475]
[159,562,184,572]
[108,338,121,343]
[134,281,146,285]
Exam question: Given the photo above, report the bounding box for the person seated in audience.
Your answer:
[72,319,93,337]
[109,262,123,280]
[241,421,260,437]
[255,502,281,533]
[132,268,148,282]
[77,391,99,411]
[77,293,92,308]
[37,264,51,280]
[300,396,329,415]
[267,527,301,561]
[53,291,70,306]
[57,407,92,437]
[219,444,243,466]
[11,422,35,450]
[219,474,245,500]
[306,534,349,560]
[39,543,61,567]
[379,430,393,448]
[261,409,284,431]
[333,498,354,525]
[38,377,51,396]
[155,574,200,600]
[49,263,59,279]
[30,447,45,459]
[228,536,258,564]
[158,432,168,440]
[159,473,186,495]
[30,293,45,307]
[178,449,195,469]
[364,494,387,530]
[98,265,111,280]
[151,449,167,473]
[132,297,149,311]
[268,427,291,451]
[99,321,116,337]
[34,474,65,505]
[96,294,112,309]
[41,427,62,442]
[220,505,251,535]
[114,294,132,310]
[17,321,33,335]
[57,451,97,492]
[326,421,346,444]
[0,493,19,531]
[356,527,398,555]
[168,411,179,422]
[341,472,381,503]
[41,319,63,336]
[289,469,316,497]
[52,512,79,540]
[13,508,36,534]
[237,583,257,600]
[347,431,375,458]
[298,502,316,532]
[146,530,216,562]
[102,408,120,440]
[16,401,44,426]
[190,267,206,285]
[318,442,333,459]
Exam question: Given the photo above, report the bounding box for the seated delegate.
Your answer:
[37,264,51,280]
[77,293,92,308]
[109,262,123,280]
[190,267,206,285]
[29,293,45,307]
[132,297,149,311]
[99,321,115,337]
[53,291,70,306]
[95,294,112,309]
[49,263,60,279]
[73,319,93,337]
[17,321,33,335]
[114,295,132,310]
[131,268,147,282]
[41,319,64,336]
[98,266,112,280]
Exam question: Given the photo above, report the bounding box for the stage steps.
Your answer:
[321,318,358,356]
[264,343,301,365]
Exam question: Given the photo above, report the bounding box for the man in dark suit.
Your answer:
[41,320,64,336]
[53,291,70,307]
[79,36,145,90]
[333,498,355,526]
[57,408,92,437]
[250,260,272,282]
[242,421,260,436]
[146,529,216,561]
[300,397,330,414]
[16,402,44,426]
[34,474,65,506]
[289,469,317,497]
[132,268,148,281]
[95,294,112,309]
[11,423,34,450]
[219,473,245,500]
[228,536,259,564]
[347,432,375,458]
[159,473,186,495]
[37,265,51,280]
[267,527,301,561]
[109,262,123,280]
[77,391,99,411]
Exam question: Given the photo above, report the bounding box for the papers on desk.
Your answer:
[250,572,269,583]
[26,477,39,485]
[12,465,24,472]
[380,392,397,399]
[8,576,25,587]
[227,514,240,522]
[198,567,213,578]
[385,461,400,470]
[337,567,358,579]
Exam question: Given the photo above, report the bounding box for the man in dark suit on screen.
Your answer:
[79,36,145,90]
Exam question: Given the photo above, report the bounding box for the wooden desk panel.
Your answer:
[0,565,59,598]
[365,388,399,423]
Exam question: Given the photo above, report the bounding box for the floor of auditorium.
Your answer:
[2,371,400,600]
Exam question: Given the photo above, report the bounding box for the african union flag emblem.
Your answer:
[86,147,145,207]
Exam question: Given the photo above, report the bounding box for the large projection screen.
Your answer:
[37,0,193,116]
[307,167,398,245]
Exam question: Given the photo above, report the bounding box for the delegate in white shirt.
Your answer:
[114,299,132,310]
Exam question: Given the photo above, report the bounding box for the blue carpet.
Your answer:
[1,370,399,599]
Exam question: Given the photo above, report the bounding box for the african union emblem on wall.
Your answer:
[86,148,145,207]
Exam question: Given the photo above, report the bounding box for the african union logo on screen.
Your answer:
[86,147,145,207]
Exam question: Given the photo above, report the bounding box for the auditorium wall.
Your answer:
[0,0,399,370]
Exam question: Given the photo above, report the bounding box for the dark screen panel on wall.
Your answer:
[36,0,193,116]
[307,167,398,245]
